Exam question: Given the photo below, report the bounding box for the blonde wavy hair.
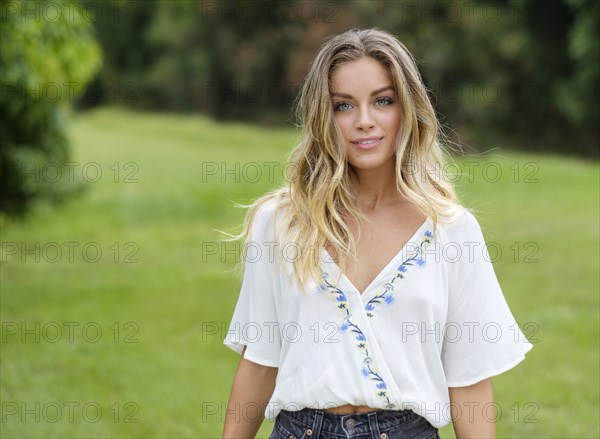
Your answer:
[227,28,461,291]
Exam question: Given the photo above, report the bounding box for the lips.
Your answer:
[351,137,383,150]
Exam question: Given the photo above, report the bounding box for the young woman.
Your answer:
[222,28,533,439]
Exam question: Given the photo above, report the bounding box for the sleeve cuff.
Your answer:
[446,341,533,388]
[223,340,280,368]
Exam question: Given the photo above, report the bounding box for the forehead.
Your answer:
[330,57,392,94]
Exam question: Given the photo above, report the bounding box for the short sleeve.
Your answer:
[441,210,533,387]
[223,201,282,368]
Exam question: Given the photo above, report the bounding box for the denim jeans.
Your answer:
[269,407,440,439]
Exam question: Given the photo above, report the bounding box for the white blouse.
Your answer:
[223,198,533,428]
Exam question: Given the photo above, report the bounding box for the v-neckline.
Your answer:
[321,217,430,297]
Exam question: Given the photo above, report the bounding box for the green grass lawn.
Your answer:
[1,107,598,438]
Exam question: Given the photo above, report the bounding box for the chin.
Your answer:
[349,160,392,172]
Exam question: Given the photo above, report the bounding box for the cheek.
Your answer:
[381,112,402,133]
[334,116,353,139]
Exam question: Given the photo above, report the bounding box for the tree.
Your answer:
[79,0,598,156]
[0,0,101,216]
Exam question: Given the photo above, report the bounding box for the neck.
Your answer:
[350,160,402,211]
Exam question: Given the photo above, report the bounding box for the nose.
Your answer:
[355,105,375,131]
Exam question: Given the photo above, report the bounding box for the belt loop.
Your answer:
[367,411,381,439]
[311,409,324,437]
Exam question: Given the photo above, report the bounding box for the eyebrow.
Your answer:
[330,86,395,99]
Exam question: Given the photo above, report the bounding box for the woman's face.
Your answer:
[329,57,401,173]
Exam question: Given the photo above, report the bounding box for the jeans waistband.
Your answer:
[279,407,422,437]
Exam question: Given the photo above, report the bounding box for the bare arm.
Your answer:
[222,347,278,439]
[449,378,495,439]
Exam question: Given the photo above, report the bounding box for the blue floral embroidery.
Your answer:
[316,228,433,408]
[364,229,432,318]
[319,272,397,409]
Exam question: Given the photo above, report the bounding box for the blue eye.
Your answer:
[333,102,352,112]
[375,97,394,106]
